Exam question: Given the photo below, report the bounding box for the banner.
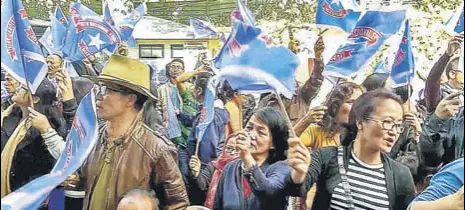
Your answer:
[1,0,48,94]
[323,10,406,79]
[1,91,98,210]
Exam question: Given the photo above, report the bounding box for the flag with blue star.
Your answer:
[62,2,121,62]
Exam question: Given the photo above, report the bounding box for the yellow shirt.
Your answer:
[225,101,242,137]
[89,141,116,210]
[299,124,340,208]
[299,124,340,150]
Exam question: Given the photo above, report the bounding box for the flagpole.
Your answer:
[275,91,297,138]
[407,74,411,113]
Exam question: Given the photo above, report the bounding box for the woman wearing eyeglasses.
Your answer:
[287,89,416,210]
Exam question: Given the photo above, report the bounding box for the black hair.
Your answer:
[319,82,364,138]
[170,59,185,68]
[217,80,237,103]
[362,73,389,91]
[250,107,289,163]
[110,84,148,111]
[446,57,460,80]
[165,63,171,78]
[118,187,158,209]
[341,89,404,146]
[393,84,413,104]
[34,79,67,137]
[194,72,213,96]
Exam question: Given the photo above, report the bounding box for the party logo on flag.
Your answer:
[349,27,382,47]
[62,2,121,62]
[324,10,406,79]
[315,0,361,33]
[1,0,48,94]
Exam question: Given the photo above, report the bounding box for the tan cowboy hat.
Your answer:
[84,55,158,101]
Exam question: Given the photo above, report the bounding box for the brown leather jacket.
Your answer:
[81,121,189,210]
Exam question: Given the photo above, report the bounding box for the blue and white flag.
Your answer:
[315,0,361,33]
[189,17,217,38]
[1,0,48,94]
[1,91,98,210]
[231,0,256,26]
[373,57,388,74]
[215,21,299,98]
[445,2,464,35]
[103,1,116,26]
[195,76,218,144]
[324,10,406,79]
[62,2,121,62]
[390,20,415,88]
[117,2,146,47]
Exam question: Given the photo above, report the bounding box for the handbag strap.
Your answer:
[337,146,355,209]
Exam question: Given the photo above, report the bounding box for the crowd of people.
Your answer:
[0,32,464,210]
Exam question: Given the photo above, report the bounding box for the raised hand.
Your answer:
[54,68,74,101]
[287,137,311,184]
[189,156,201,177]
[435,92,463,120]
[27,107,51,134]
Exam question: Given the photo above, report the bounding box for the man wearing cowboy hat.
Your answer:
[35,55,189,209]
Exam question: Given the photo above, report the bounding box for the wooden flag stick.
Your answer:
[275,91,297,138]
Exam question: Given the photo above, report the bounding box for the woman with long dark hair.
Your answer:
[288,89,416,210]
[300,82,364,150]
[212,107,291,210]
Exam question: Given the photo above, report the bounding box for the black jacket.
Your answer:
[287,142,416,210]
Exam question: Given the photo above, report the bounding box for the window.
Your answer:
[139,45,164,58]
[171,44,184,58]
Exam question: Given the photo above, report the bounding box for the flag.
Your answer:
[1,91,98,210]
[323,10,406,79]
[231,0,256,26]
[215,21,299,98]
[189,17,217,38]
[117,2,146,47]
[1,0,48,94]
[195,76,218,144]
[103,1,115,26]
[444,2,464,35]
[62,2,121,62]
[39,6,68,54]
[315,0,361,33]
[390,20,415,88]
[373,58,388,74]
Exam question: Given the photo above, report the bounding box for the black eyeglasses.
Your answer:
[365,118,405,134]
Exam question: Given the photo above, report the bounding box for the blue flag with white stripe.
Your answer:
[215,21,299,98]
[62,2,121,62]
[189,17,217,38]
[324,10,406,79]
[195,76,218,144]
[1,0,48,94]
[1,91,98,210]
[315,0,361,33]
[39,6,69,54]
[391,20,415,88]
[373,58,388,74]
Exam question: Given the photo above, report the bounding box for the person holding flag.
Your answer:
[30,55,189,209]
